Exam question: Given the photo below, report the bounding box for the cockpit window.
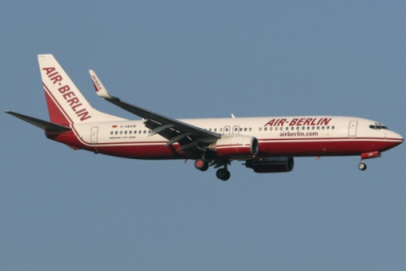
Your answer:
[369,123,388,130]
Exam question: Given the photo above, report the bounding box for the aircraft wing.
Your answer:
[89,70,220,151]
[5,111,71,132]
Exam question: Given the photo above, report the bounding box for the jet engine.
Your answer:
[245,157,294,173]
[208,135,259,158]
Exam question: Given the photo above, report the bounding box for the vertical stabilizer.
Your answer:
[38,54,124,125]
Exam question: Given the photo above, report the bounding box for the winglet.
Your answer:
[89,70,114,99]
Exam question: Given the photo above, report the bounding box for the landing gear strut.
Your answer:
[216,168,230,181]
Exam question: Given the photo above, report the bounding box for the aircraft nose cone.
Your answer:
[390,131,403,145]
[396,132,403,141]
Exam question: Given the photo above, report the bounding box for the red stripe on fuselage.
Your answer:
[47,130,402,160]
[257,138,401,156]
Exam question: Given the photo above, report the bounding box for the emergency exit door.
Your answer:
[91,126,98,143]
[348,121,357,137]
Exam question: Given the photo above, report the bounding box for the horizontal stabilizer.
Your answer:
[5,111,71,132]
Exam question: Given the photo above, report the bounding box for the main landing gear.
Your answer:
[216,168,231,181]
[194,158,231,181]
[194,159,209,171]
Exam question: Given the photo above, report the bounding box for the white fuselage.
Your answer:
[52,115,402,160]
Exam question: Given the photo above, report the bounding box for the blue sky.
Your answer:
[1,2,405,270]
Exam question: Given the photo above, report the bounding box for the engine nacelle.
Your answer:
[208,135,259,158]
[245,157,294,173]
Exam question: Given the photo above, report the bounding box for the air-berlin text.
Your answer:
[43,67,91,121]
[265,117,332,127]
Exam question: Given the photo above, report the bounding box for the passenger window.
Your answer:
[264,127,267,131]
[269,127,273,131]
[110,131,113,135]
[125,131,127,134]
[214,128,217,132]
[322,126,325,130]
[326,126,329,130]
[286,127,289,130]
[143,130,146,134]
[312,127,315,130]
[120,131,123,135]
[259,127,262,131]
[332,126,335,130]
[220,128,223,132]
[129,131,132,134]
[115,131,118,135]
[249,128,252,131]
[244,128,247,132]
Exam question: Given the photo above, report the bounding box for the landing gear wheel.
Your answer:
[216,168,230,181]
[358,163,367,171]
[195,159,209,171]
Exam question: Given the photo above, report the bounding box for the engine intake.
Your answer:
[245,157,294,173]
[208,135,259,158]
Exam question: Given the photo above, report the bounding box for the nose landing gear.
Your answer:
[358,151,381,171]
[358,162,367,171]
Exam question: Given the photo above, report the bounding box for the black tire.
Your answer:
[195,159,209,171]
[216,168,230,181]
[223,170,230,181]
[358,163,367,171]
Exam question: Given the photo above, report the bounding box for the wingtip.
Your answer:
[89,70,113,99]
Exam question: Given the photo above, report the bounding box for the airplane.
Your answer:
[5,54,403,181]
